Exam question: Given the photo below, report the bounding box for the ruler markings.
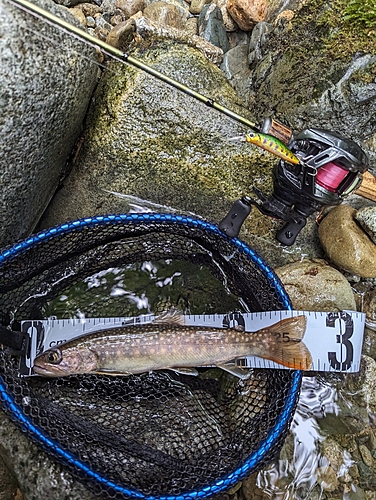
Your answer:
[21,310,365,375]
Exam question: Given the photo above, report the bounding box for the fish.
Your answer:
[33,313,312,378]
[245,132,300,165]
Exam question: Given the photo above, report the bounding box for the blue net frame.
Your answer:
[0,213,302,499]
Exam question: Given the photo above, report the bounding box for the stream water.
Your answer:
[38,256,376,500]
[41,260,243,318]
[253,372,376,500]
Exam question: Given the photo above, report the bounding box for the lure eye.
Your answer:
[46,349,62,364]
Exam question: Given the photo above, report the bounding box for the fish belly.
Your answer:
[93,337,249,374]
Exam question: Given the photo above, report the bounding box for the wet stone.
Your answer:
[228,29,249,46]
[0,0,98,248]
[94,25,111,39]
[0,411,97,499]
[220,44,249,79]
[319,204,376,278]
[315,465,338,492]
[79,2,102,16]
[110,12,126,25]
[343,484,368,499]
[359,444,374,468]
[349,463,361,479]
[248,21,271,67]
[274,8,295,23]
[0,452,22,500]
[101,0,118,14]
[53,0,82,6]
[226,0,266,31]
[86,15,96,27]
[362,327,376,363]
[215,0,238,31]
[220,43,251,100]
[355,206,376,245]
[369,429,376,450]
[357,461,373,481]
[134,15,224,63]
[189,0,210,15]
[198,4,229,52]
[102,11,114,22]
[143,1,187,29]
[344,356,376,415]
[319,437,350,481]
[116,0,147,18]
[69,6,87,25]
[106,18,136,50]
[318,205,376,278]
[185,16,198,34]
[275,258,357,312]
[161,0,191,16]
[95,15,113,30]
[362,289,376,331]
[264,0,301,23]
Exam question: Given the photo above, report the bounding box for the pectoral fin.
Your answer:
[169,367,199,376]
[217,363,251,380]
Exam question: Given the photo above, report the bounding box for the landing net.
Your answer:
[0,213,301,499]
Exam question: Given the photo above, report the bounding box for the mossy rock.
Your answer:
[39,38,323,266]
[245,0,376,153]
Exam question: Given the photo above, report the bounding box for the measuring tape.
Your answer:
[20,310,365,375]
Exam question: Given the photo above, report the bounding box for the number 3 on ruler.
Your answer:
[327,312,354,371]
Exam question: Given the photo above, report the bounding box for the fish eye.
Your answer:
[46,349,62,364]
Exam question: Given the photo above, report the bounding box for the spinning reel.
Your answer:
[219,125,369,245]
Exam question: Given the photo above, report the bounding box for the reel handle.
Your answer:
[218,198,252,238]
[261,118,293,145]
[276,218,306,246]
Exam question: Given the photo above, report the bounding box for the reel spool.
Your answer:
[220,128,369,246]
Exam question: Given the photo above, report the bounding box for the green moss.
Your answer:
[344,0,376,28]
[255,0,376,114]
[299,0,376,60]
[271,0,375,66]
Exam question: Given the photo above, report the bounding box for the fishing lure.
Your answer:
[246,132,300,165]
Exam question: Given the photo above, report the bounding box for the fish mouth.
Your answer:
[33,363,63,377]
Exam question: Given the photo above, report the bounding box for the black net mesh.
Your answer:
[0,214,301,499]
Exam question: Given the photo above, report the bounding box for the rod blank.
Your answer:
[8,0,259,131]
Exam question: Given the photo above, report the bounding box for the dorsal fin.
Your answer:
[152,309,185,326]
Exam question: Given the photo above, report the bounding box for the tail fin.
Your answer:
[265,315,312,370]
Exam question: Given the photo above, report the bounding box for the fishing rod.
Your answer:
[9,0,262,128]
[7,0,299,161]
